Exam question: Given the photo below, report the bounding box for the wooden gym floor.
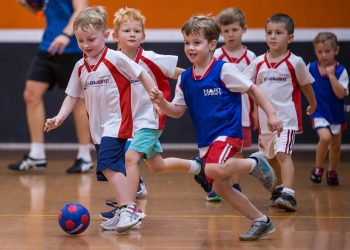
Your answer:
[0,149,349,250]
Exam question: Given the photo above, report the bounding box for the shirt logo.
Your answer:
[84,75,111,89]
[262,74,288,84]
[203,88,222,96]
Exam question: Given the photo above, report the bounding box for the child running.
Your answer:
[205,7,257,202]
[44,6,159,231]
[308,32,349,186]
[99,7,209,232]
[152,15,283,241]
[244,14,317,211]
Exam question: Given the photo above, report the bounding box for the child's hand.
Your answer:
[267,115,283,136]
[44,116,64,132]
[326,65,335,77]
[150,89,164,104]
[306,104,316,115]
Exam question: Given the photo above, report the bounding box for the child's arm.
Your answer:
[138,70,160,95]
[300,84,317,115]
[247,84,283,133]
[150,91,186,118]
[44,95,79,132]
[327,66,348,99]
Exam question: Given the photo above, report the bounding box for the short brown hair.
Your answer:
[313,32,338,49]
[181,15,221,42]
[266,13,294,35]
[216,7,246,28]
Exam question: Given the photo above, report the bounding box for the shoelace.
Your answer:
[106,199,119,209]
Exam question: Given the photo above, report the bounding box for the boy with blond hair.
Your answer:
[99,7,212,231]
[45,6,160,232]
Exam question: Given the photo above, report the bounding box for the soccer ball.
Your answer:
[58,202,90,235]
[25,0,44,11]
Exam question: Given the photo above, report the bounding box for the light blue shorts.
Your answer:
[129,128,163,160]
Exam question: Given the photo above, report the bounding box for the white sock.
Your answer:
[282,187,295,196]
[254,215,268,223]
[76,144,92,162]
[189,160,201,175]
[249,158,257,173]
[29,143,45,159]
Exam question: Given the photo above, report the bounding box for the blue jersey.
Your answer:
[309,60,346,124]
[180,60,243,148]
[40,0,80,53]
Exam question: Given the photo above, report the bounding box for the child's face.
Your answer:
[265,22,293,53]
[314,40,339,67]
[75,26,109,59]
[183,30,217,65]
[220,22,246,49]
[113,20,145,51]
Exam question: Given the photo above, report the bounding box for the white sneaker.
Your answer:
[100,210,121,230]
[116,204,146,233]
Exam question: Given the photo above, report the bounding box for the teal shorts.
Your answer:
[129,128,163,160]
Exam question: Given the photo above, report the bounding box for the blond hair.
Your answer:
[181,15,220,42]
[216,7,246,28]
[313,32,338,49]
[113,7,145,32]
[73,6,107,32]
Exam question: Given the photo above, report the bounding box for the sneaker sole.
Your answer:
[275,201,297,212]
[239,227,276,241]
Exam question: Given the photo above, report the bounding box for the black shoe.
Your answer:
[327,170,339,186]
[8,155,47,171]
[193,156,212,193]
[275,193,297,211]
[66,158,93,174]
[270,186,283,207]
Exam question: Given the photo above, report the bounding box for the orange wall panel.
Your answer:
[2,0,350,29]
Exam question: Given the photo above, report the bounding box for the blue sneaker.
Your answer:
[206,190,221,202]
[249,151,276,192]
[100,200,118,220]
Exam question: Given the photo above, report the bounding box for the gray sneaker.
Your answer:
[239,218,275,241]
[249,152,276,192]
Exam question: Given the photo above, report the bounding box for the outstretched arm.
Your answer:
[45,95,79,132]
[247,84,283,134]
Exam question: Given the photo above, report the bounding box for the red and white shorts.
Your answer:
[258,130,296,159]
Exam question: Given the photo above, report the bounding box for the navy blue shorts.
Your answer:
[95,137,127,182]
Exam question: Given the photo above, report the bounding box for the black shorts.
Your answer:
[26,51,82,90]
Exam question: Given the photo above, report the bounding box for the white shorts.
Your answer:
[311,117,342,135]
[258,130,296,159]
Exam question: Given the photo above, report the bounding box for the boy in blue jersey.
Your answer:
[308,32,349,186]
[151,15,283,241]
[9,0,93,174]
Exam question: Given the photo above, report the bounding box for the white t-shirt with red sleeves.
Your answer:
[130,48,178,132]
[214,47,256,127]
[66,47,144,144]
[244,51,314,134]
